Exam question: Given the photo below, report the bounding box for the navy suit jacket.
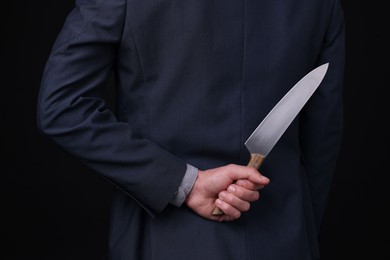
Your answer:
[38,0,345,259]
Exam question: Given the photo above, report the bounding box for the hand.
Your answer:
[184,164,270,222]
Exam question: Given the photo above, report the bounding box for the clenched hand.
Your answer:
[184,164,270,222]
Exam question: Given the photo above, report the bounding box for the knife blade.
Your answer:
[212,63,329,215]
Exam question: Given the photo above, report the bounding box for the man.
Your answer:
[37,0,345,259]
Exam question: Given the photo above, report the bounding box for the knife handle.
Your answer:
[246,153,265,170]
[211,154,265,216]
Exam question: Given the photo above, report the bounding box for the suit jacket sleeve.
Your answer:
[37,0,187,216]
[299,0,345,233]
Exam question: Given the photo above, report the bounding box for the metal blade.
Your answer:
[245,63,329,156]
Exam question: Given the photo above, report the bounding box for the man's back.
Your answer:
[38,0,345,259]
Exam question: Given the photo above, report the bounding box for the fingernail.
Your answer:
[219,192,226,199]
[227,185,235,193]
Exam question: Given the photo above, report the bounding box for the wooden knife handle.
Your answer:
[246,153,265,170]
[212,154,265,216]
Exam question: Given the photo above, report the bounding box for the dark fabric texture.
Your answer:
[37,0,345,259]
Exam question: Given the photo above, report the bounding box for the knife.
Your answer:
[212,63,329,215]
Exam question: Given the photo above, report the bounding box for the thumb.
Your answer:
[224,164,269,184]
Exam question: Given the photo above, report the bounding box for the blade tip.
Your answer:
[320,62,329,71]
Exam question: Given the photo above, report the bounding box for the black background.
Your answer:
[2,1,389,259]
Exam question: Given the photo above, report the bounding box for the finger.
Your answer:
[215,198,242,219]
[250,173,270,185]
[226,184,260,202]
[224,165,270,185]
[235,179,265,190]
[218,190,252,212]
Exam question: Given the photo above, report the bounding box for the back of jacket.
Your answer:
[38,0,345,259]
